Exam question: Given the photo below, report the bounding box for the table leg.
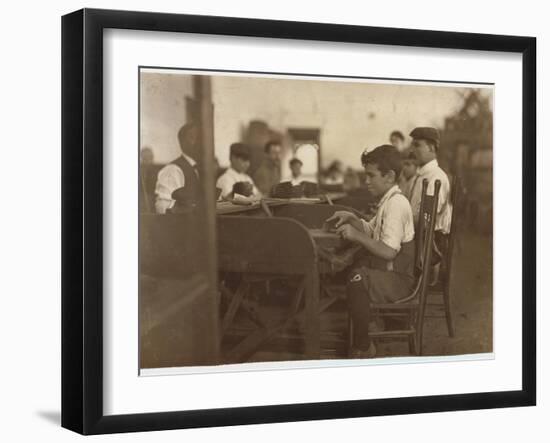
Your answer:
[304,267,320,358]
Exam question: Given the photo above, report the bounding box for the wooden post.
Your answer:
[193,75,221,363]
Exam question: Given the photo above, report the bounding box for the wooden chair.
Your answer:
[349,179,440,356]
[426,175,463,337]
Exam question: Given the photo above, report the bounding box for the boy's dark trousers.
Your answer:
[433,231,448,263]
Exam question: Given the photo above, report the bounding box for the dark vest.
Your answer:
[170,155,201,211]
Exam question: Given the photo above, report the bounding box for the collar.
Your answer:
[182,153,197,167]
[228,166,245,176]
[418,159,438,176]
[377,185,400,208]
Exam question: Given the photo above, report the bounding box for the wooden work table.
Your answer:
[215,194,346,216]
[216,201,361,362]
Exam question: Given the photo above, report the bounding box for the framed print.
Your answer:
[61,8,536,434]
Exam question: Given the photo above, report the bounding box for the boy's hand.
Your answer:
[326,211,359,228]
[336,224,361,243]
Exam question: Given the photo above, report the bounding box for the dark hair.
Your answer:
[177,123,196,148]
[230,142,251,160]
[361,144,402,180]
[427,138,439,152]
[289,158,303,167]
[264,140,281,153]
[327,160,342,173]
[390,130,405,142]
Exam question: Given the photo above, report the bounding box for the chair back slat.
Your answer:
[415,179,441,352]
[415,179,429,271]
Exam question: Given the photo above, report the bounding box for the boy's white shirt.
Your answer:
[289,175,304,186]
[216,167,260,199]
[361,185,415,252]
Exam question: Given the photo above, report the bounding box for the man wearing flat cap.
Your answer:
[216,142,260,200]
[408,127,452,284]
[408,127,452,233]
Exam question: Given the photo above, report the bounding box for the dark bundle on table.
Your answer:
[232,181,254,197]
[271,181,320,198]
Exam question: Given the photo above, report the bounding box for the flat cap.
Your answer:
[230,142,251,159]
[409,127,440,144]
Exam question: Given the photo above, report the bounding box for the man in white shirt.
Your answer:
[408,127,452,286]
[288,158,304,186]
[154,123,201,214]
[326,145,415,358]
[408,127,452,235]
[216,143,260,200]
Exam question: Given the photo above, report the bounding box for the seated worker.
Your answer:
[216,142,260,201]
[326,145,415,358]
[323,160,345,185]
[273,157,320,198]
[154,123,201,214]
[253,140,282,196]
[288,157,304,185]
[398,149,418,200]
[408,127,452,280]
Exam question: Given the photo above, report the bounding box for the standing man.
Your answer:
[408,127,451,232]
[253,140,282,196]
[408,127,452,281]
[154,123,201,214]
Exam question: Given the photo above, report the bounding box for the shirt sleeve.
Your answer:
[379,197,409,252]
[155,165,185,214]
[426,174,449,214]
[247,175,262,197]
[216,174,234,199]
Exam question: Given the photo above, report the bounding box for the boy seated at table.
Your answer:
[216,142,261,202]
[326,144,415,358]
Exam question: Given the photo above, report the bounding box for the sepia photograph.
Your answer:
[138,68,494,372]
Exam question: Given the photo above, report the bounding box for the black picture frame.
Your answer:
[61,8,536,435]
